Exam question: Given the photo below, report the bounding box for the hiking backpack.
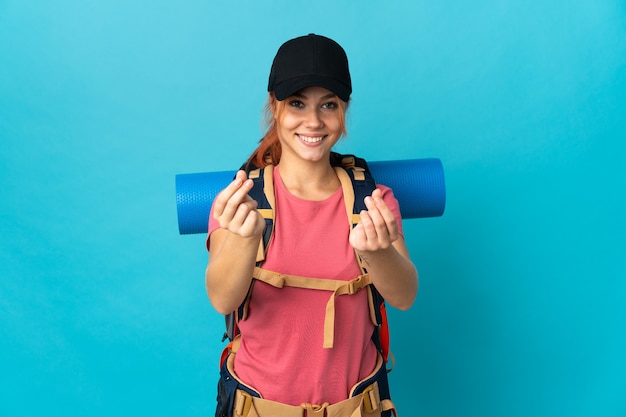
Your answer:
[219,152,392,371]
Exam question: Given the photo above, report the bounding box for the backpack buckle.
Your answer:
[234,390,253,417]
[361,384,380,413]
[302,402,329,417]
[347,275,368,294]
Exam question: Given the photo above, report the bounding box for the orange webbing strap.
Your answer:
[339,155,366,181]
[334,167,362,227]
[252,267,371,348]
[262,165,276,217]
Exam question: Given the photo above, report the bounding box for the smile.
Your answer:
[297,134,325,143]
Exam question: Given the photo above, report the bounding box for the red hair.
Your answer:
[246,92,349,169]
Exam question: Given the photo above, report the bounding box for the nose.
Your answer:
[303,108,324,129]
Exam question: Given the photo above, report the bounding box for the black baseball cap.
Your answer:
[268,34,352,102]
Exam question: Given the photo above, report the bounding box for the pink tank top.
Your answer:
[208,166,403,405]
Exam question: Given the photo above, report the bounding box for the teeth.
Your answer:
[299,135,324,143]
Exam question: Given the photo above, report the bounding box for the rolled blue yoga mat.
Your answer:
[175,158,446,235]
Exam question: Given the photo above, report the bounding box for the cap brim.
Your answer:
[273,75,351,102]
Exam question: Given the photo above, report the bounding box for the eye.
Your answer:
[288,99,305,108]
[321,101,338,110]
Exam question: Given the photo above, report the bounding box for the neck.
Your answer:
[276,158,340,201]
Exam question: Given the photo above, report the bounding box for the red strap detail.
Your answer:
[220,341,233,369]
[379,302,391,362]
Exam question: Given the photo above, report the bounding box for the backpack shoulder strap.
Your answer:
[332,153,375,225]
[246,166,275,263]
[333,153,391,364]
[222,164,275,343]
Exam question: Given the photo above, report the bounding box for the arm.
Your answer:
[349,188,418,310]
[205,170,265,315]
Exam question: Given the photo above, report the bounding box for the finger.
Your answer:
[358,210,378,244]
[371,193,399,240]
[218,178,255,221]
[349,222,367,250]
[213,171,248,216]
[366,192,399,241]
[362,203,396,249]
[230,199,259,229]
[236,170,248,182]
[241,210,264,237]
[364,196,388,237]
[371,188,383,200]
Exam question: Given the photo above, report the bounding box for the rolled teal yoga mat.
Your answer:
[175,158,446,235]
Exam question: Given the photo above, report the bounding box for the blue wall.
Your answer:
[1,1,624,416]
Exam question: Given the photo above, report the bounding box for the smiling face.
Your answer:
[273,86,347,165]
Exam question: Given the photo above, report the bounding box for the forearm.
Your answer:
[359,243,418,310]
[205,230,260,314]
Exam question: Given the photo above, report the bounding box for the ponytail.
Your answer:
[246,93,283,169]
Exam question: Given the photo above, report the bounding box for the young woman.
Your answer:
[206,34,417,417]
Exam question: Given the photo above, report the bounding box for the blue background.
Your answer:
[1,1,625,416]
